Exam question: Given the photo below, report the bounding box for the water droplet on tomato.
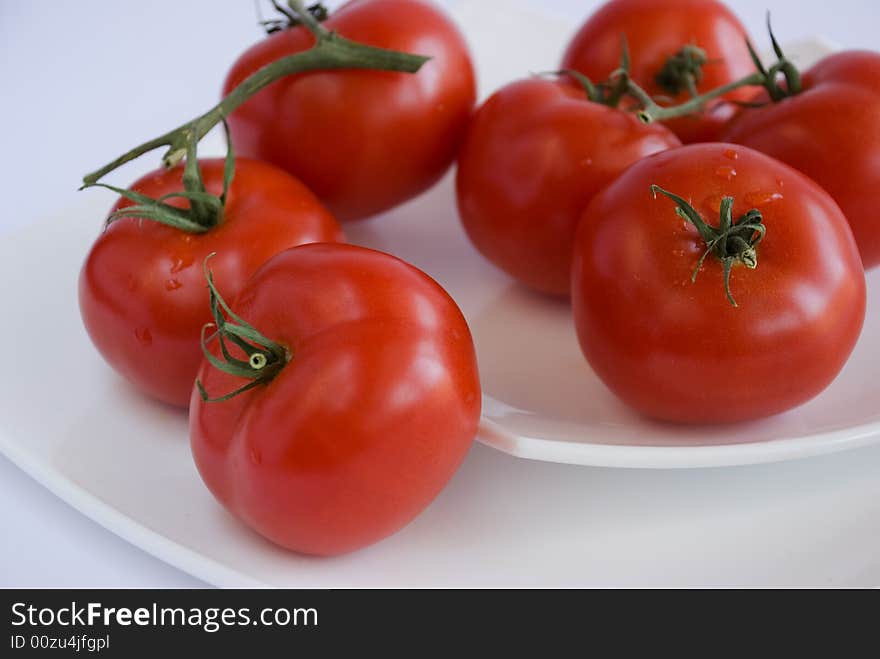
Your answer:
[135,328,152,346]
[776,177,785,189]
[249,447,262,465]
[715,165,737,181]
[745,191,784,207]
[580,157,593,167]
[723,148,739,161]
[170,255,194,273]
[165,278,182,291]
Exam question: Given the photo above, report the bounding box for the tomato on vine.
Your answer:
[79,155,343,407]
[79,0,433,406]
[190,244,481,555]
[561,0,755,143]
[224,0,477,221]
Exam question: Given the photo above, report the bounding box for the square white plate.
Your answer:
[2,1,878,586]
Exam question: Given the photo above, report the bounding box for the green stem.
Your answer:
[285,0,329,36]
[636,16,802,125]
[650,185,766,307]
[81,122,236,233]
[765,13,802,96]
[635,72,766,123]
[82,1,429,186]
[550,36,633,108]
[196,254,290,403]
[260,1,329,34]
[548,69,603,103]
[603,35,632,108]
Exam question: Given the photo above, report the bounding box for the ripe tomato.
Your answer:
[571,143,865,424]
[561,0,755,144]
[223,0,476,221]
[723,50,880,268]
[190,243,481,555]
[79,158,342,408]
[456,77,680,297]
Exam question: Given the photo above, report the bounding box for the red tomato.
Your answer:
[79,158,342,408]
[190,243,481,555]
[456,77,680,296]
[571,143,865,424]
[561,0,755,143]
[223,0,476,222]
[723,51,880,268]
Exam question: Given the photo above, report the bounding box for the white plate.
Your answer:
[2,2,879,587]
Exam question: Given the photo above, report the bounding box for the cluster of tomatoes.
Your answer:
[78,0,878,555]
[459,0,874,423]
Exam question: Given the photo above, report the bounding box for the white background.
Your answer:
[0,0,877,586]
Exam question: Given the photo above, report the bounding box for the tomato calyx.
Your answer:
[195,255,290,403]
[549,37,635,108]
[744,16,802,102]
[651,185,766,307]
[80,0,429,228]
[551,38,721,121]
[655,45,708,98]
[80,124,236,233]
[636,16,802,125]
[258,0,328,35]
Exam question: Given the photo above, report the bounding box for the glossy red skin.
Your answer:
[562,0,755,143]
[572,143,865,424]
[79,158,343,408]
[223,0,476,222]
[189,243,481,556]
[723,51,880,268]
[455,77,680,297]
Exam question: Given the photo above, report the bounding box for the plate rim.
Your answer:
[477,415,880,469]
[0,431,261,588]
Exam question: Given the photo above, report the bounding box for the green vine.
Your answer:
[80,0,429,233]
[81,123,235,232]
[550,16,803,126]
[636,15,802,124]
